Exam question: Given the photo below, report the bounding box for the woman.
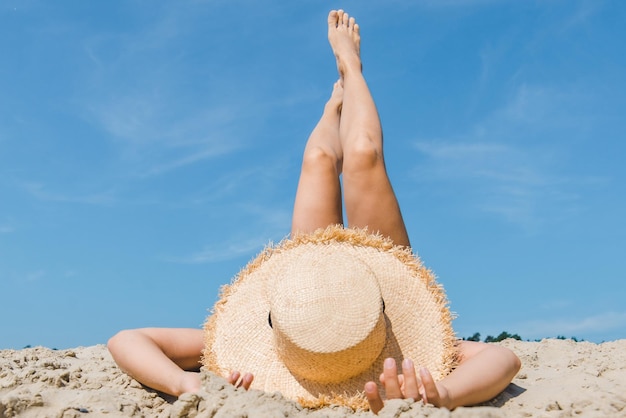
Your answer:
[108,10,520,414]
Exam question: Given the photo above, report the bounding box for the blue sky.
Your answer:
[1,0,625,350]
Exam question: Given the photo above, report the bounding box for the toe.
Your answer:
[342,12,350,28]
[336,9,345,26]
[328,10,338,27]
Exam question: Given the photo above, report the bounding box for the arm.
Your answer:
[433,341,521,409]
[107,327,254,396]
[365,341,521,413]
[107,328,205,396]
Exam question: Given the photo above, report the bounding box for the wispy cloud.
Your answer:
[139,143,236,178]
[73,5,261,179]
[185,170,262,206]
[417,0,505,7]
[413,139,575,229]
[86,92,244,177]
[382,0,506,8]
[165,236,267,264]
[73,2,325,183]
[23,269,46,283]
[239,203,292,235]
[410,83,604,230]
[164,201,291,265]
[0,220,15,234]
[19,182,116,205]
[559,0,603,33]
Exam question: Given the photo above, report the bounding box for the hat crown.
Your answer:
[269,246,386,383]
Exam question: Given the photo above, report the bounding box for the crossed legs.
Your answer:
[291,10,410,247]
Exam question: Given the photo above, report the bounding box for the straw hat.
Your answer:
[203,225,458,409]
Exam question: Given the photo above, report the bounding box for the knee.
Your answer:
[301,145,340,174]
[343,135,383,173]
[107,329,139,356]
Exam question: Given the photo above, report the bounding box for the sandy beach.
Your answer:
[1,338,625,417]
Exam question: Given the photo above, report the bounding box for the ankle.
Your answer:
[338,55,362,75]
[324,101,342,116]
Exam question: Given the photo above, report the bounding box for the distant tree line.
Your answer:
[19,333,582,350]
[463,331,580,343]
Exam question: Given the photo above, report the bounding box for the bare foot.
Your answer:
[325,79,344,115]
[327,10,361,78]
[319,79,344,169]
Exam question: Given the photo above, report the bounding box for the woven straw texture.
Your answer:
[203,225,458,409]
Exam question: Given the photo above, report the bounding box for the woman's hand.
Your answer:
[227,371,254,390]
[364,358,451,414]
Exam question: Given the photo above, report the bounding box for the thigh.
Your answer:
[343,163,410,247]
[291,147,343,235]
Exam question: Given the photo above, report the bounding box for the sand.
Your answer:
[1,338,625,417]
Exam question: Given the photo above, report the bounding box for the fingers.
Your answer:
[239,372,254,389]
[418,367,440,406]
[401,359,420,400]
[379,372,404,386]
[227,371,254,390]
[227,371,240,386]
[365,359,442,414]
[364,381,385,414]
[381,358,403,398]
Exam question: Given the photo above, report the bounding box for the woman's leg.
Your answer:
[327,10,410,247]
[291,81,345,235]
